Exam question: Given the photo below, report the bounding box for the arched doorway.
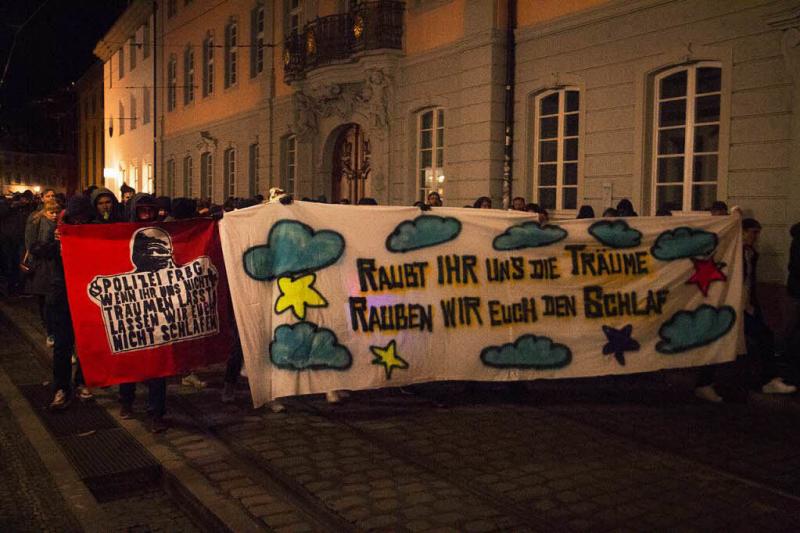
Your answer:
[331,123,370,203]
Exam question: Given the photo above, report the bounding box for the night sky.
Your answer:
[0,0,128,120]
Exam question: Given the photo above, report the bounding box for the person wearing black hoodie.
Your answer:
[48,195,95,409]
[90,187,121,224]
[786,223,800,375]
[118,193,169,432]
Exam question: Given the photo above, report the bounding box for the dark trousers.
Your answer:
[119,379,167,418]
[745,311,778,385]
[224,326,244,385]
[50,302,74,395]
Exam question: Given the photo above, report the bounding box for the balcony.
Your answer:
[283,1,404,81]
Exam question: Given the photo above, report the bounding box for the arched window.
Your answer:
[533,88,580,211]
[652,62,721,213]
[417,107,445,201]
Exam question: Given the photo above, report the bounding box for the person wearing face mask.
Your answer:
[90,187,121,223]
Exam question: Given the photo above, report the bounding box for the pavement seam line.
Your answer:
[0,361,110,533]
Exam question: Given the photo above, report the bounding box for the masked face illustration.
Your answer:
[131,227,175,272]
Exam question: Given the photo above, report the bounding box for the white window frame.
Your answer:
[168,56,177,111]
[184,46,195,105]
[203,35,215,96]
[224,148,236,198]
[532,87,581,213]
[650,62,722,213]
[225,22,238,88]
[283,135,296,194]
[416,108,445,202]
[119,101,125,135]
[130,95,137,130]
[183,155,194,197]
[201,152,213,199]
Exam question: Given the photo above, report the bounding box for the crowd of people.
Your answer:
[1,183,798,432]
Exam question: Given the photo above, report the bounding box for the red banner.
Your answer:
[60,219,231,387]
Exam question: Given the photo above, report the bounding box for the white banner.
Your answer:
[219,203,743,407]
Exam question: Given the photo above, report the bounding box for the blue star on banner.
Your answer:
[602,324,640,366]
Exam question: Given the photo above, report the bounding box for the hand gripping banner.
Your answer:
[219,203,744,407]
[60,219,231,386]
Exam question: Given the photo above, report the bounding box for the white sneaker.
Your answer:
[695,385,723,403]
[50,389,70,410]
[46,335,55,347]
[181,373,206,389]
[761,378,797,395]
[269,401,285,413]
[78,387,94,401]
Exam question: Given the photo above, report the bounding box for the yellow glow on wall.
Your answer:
[405,0,465,55]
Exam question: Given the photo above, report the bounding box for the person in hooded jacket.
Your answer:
[118,193,169,432]
[788,222,800,374]
[49,195,95,409]
[25,199,60,345]
[90,187,121,223]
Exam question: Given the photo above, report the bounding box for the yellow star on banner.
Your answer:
[275,274,328,320]
[370,340,409,380]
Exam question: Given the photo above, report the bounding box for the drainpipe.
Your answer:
[152,1,158,193]
[268,0,276,195]
[502,0,516,207]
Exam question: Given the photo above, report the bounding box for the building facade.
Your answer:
[94,0,156,197]
[76,62,105,192]
[157,0,272,201]
[92,0,800,282]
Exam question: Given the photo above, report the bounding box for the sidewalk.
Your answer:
[3,296,800,531]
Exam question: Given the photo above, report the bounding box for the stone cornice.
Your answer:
[766,6,800,30]
[93,0,152,62]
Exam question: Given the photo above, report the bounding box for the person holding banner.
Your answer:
[741,218,796,395]
[118,193,169,432]
[90,187,121,224]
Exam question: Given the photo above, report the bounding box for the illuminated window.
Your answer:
[533,88,580,211]
[417,108,444,201]
[652,63,722,213]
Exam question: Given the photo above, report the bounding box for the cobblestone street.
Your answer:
[3,297,800,531]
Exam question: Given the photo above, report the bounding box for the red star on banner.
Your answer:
[686,257,727,296]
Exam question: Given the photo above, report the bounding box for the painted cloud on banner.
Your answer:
[480,334,572,369]
[244,220,345,281]
[386,215,462,253]
[651,227,718,261]
[656,304,736,354]
[588,220,642,249]
[269,322,352,370]
[493,222,568,251]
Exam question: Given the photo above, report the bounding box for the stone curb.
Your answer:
[0,362,109,533]
[0,301,264,533]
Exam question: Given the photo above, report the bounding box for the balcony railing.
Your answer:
[283,1,404,81]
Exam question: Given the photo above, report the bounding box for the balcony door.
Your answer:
[331,123,371,203]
